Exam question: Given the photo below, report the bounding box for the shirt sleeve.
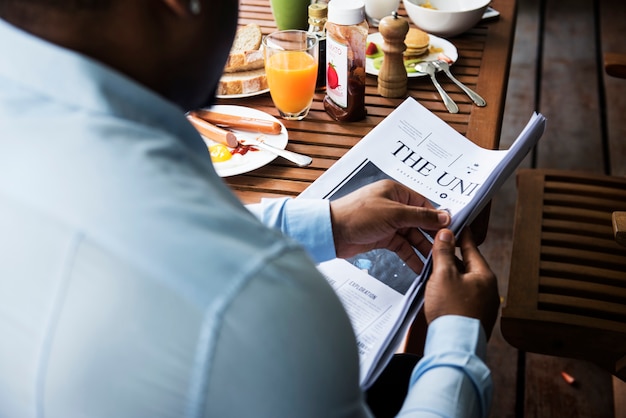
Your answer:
[246,197,336,263]
[397,315,493,418]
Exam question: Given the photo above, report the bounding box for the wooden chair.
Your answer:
[500,169,626,381]
[501,50,626,382]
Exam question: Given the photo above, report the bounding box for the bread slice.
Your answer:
[218,24,266,95]
[217,68,268,96]
[223,24,265,73]
[231,23,262,52]
[223,47,265,73]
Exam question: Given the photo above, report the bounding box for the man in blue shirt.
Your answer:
[0,0,500,417]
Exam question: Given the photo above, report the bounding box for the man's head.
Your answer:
[0,0,239,110]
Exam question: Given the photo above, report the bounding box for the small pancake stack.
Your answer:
[403,27,430,59]
[217,24,268,96]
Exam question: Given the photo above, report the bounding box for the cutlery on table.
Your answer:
[188,112,313,167]
[414,61,459,114]
[238,136,313,167]
[432,60,486,107]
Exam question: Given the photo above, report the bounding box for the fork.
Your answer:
[432,60,487,107]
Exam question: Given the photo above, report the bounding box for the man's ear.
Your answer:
[161,0,193,17]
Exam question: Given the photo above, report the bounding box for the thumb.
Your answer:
[430,229,457,277]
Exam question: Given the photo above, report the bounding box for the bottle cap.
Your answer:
[327,0,365,25]
[309,3,328,19]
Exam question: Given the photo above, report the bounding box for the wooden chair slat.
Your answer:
[540,261,626,286]
[537,294,626,321]
[539,277,626,305]
[502,169,626,382]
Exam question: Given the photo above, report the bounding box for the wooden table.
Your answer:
[218,0,517,242]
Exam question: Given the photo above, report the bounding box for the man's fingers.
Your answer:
[403,227,433,257]
[390,206,450,232]
[382,180,440,213]
[430,229,457,278]
[385,234,426,273]
[458,229,491,276]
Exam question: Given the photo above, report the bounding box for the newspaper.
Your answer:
[298,97,546,388]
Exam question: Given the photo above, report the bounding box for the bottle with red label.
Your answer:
[323,0,368,121]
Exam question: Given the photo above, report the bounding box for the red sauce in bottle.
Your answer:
[323,0,368,122]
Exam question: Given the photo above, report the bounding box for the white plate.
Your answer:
[200,105,288,177]
[215,88,270,100]
[365,32,458,77]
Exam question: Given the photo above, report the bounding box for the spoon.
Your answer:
[414,61,459,114]
[432,60,486,107]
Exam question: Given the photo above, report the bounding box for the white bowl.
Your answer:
[402,0,490,37]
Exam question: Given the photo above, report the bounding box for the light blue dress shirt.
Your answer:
[0,17,491,418]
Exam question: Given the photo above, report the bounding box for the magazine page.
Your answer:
[318,258,408,385]
[299,97,546,388]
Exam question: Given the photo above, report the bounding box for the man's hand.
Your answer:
[425,228,500,338]
[329,180,451,273]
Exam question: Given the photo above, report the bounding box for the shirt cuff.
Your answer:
[423,315,488,360]
[246,198,336,263]
[404,315,492,418]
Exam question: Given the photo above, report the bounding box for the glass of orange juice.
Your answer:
[264,30,318,120]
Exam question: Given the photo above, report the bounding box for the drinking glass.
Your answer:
[264,30,319,120]
[364,0,401,26]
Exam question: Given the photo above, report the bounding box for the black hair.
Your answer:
[0,0,109,18]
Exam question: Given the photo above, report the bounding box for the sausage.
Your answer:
[186,114,239,148]
[191,109,282,135]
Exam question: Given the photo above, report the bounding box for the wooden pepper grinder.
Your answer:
[377,11,409,98]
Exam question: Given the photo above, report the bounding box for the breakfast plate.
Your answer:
[365,32,458,77]
[215,88,270,100]
[198,105,288,177]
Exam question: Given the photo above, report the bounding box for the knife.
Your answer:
[239,135,313,167]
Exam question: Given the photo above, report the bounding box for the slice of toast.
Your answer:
[217,68,267,96]
[223,48,265,73]
[231,23,262,52]
[223,24,264,73]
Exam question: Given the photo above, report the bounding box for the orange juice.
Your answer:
[266,51,318,114]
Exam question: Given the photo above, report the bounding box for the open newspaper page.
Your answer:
[299,97,546,388]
